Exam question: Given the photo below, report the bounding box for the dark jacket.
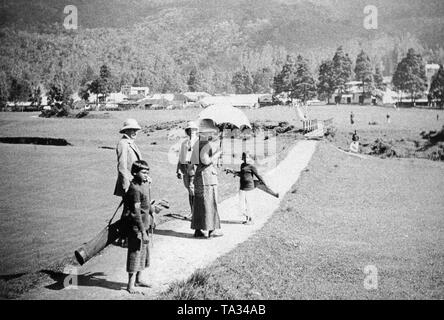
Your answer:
[122,181,154,236]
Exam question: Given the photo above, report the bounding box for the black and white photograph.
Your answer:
[0,0,443,305]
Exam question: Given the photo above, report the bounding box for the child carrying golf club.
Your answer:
[121,160,154,294]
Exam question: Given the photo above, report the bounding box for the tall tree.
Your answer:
[392,48,427,104]
[30,86,42,106]
[252,67,274,93]
[317,60,335,104]
[187,67,204,92]
[273,55,297,97]
[88,64,115,104]
[99,64,115,95]
[374,64,384,90]
[78,85,90,102]
[429,65,444,107]
[47,73,74,109]
[9,77,32,104]
[231,67,253,94]
[291,55,317,104]
[0,71,9,109]
[132,71,149,87]
[332,46,353,100]
[80,65,96,86]
[354,50,373,101]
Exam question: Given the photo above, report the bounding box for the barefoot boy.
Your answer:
[227,152,271,225]
[122,160,154,294]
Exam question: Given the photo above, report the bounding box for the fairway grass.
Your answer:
[160,142,444,299]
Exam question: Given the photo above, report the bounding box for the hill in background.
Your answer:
[0,0,443,93]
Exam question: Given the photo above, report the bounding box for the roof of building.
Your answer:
[200,94,267,107]
[426,64,440,69]
[183,92,211,101]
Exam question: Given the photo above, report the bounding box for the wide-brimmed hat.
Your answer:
[198,119,218,133]
[185,121,199,131]
[119,119,141,133]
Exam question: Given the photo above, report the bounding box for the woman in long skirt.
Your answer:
[191,119,223,238]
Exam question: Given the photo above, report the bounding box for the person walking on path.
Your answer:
[176,121,199,219]
[350,111,355,125]
[386,113,391,124]
[121,160,154,294]
[191,119,223,238]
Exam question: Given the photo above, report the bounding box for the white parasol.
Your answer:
[198,103,251,129]
[198,103,251,168]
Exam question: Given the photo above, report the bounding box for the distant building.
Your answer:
[183,92,211,102]
[200,94,267,109]
[138,93,190,109]
[121,85,149,97]
[332,81,377,105]
[106,92,128,104]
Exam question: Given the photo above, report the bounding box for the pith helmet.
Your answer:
[120,119,142,133]
[185,121,199,131]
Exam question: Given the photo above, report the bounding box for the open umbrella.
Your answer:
[198,103,252,168]
[198,103,251,129]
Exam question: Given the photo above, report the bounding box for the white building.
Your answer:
[332,81,377,105]
[200,94,267,108]
[121,85,149,97]
[183,92,211,102]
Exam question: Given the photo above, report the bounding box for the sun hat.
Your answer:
[185,121,199,131]
[119,119,142,133]
[198,119,218,133]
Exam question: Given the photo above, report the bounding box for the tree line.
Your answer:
[1,44,444,109]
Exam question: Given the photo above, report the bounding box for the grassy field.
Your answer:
[0,105,443,298]
[0,109,294,276]
[160,142,444,299]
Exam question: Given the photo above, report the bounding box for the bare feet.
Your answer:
[126,286,144,294]
[135,280,151,288]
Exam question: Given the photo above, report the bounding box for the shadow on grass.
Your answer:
[41,270,126,291]
[163,213,244,226]
[163,213,244,225]
[0,273,27,281]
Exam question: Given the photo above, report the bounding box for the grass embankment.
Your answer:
[309,104,444,161]
[160,142,444,299]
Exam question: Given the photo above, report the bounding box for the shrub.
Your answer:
[369,138,397,158]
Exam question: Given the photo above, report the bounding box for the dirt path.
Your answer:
[20,140,318,300]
